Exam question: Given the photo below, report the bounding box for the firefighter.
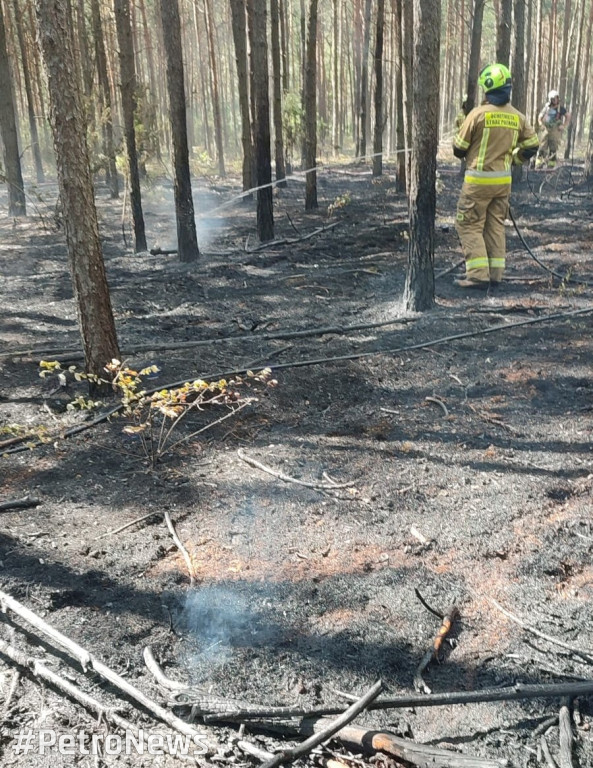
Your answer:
[536,90,570,169]
[453,63,539,289]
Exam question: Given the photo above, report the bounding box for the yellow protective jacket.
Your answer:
[453,102,539,185]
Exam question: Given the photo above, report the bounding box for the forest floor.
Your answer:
[1,158,593,768]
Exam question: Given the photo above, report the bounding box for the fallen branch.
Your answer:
[324,724,507,768]
[259,680,384,768]
[425,396,449,418]
[163,510,196,586]
[0,638,203,763]
[558,700,575,768]
[206,678,593,720]
[540,735,559,768]
[94,511,160,540]
[0,497,41,512]
[414,605,459,694]
[244,222,340,254]
[0,590,216,749]
[237,449,355,491]
[143,646,186,691]
[480,593,593,665]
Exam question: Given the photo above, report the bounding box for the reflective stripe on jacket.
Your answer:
[454,102,539,185]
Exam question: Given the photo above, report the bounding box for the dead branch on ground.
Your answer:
[0,637,200,764]
[0,589,216,748]
[0,497,41,512]
[163,509,196,586]
[479,593,593,665]
[237,449,355,492]
[414,604,460,694]
[244,222,340,254]
[259,680,384,768]
[558,700,575,768]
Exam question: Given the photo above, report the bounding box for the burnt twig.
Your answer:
[237,450,355,491]
[163,510,195,586]
[480,593,593,665]
[259,680,384,768]
[558,700,575,768]
[0,497,41,512]
[414,605,460,694]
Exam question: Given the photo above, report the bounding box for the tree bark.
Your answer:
[304,0,318,210]
[11,0,44,183]
[229,0,254,193]
[512,0,526,113]
[159,0,200,261]
[357,0,372,159]
[393,0,406,193]
[204,0,226,177]
[91,0,118,198]
[404,0,439,312]
[496,0,512,66]
[35,0,120,382]
[372,0,385,176]
[114,0,147,252]
[251,0,274,239]
[270,0,287,185]
[0,0,26,216]
[465,0,486,112]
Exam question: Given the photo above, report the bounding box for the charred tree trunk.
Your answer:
[251,0,274,239]
[304,0,318,210]
[404,0,440,312]
[35,0,120,382]
[160,0,200,261]
[230,0,254,193]
[114,0,147,252]
[373,0,385,176]
[0,0,26,216]
[270,0,286,185]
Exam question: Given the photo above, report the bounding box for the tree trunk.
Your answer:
[251,0,274,239]
[91,0,118,198]
[35,0,120,382]
[496,0,512,66]
[357,0,372,159]
[114,0,147,252]
[229,0,254,193]
[559,0,572,99]
[0,0,26,216]
[512,0,526,113]
[372,0,385,176]
[11,0,44,183]
[564,0,586,159]
[404,0,439,312]
[465,0,486,112]
[304,0,318,210]
[204,0,226,177]
[393,0,406,193]
[401,0,413,189]
[159,0,200,262]
[331,0,339,154]
[270,0,286,185]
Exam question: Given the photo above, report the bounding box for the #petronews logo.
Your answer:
[13,728,209,757]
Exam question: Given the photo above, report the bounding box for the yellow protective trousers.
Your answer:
[455,182,510,283]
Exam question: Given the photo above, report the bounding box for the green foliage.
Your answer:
[39,360,277,468]
[327,192,351,217]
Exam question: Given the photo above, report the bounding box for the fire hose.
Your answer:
[508,205,593,287]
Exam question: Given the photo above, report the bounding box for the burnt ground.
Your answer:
[1,159,593,767]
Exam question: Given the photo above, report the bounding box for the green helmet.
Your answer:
[478,63,512,93]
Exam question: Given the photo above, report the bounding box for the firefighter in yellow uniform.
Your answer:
[453,64,539,288]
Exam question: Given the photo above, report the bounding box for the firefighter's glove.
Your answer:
[512,147,525,166]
